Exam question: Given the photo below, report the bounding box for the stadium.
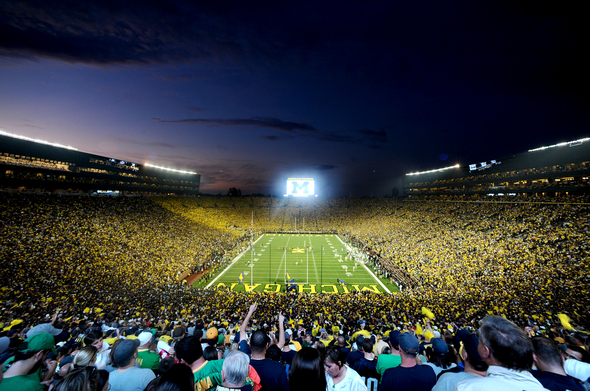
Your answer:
[1,131,590,390]
[3,1,590,389]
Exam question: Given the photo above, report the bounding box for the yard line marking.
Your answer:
[205,234,265,288]
[335,235,391,294]
[308,234,320,282]
[273,235,291,282]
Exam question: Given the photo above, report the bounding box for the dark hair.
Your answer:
[361,338,373,354]
[426,346,450,369]
[203,345,219,361]
[175,337,203,365]
[443,331,453,342]
[83,330,103,347]
[289,348,326,391]
[315,341,326,361]
[325,346,346,368]
[464,346,488,372]
[144,364,194,391]
[158,357,176,374]
[194,329,203,341]
[531,337,563,368]
[444,344,458,366]
[13,349,38,363]
[479,316,533,371]
[265,344,282,361]
[108,339,123,368]
[54,367,109,391]
[381,346,391,355]
[250,330,269,355]
[565,344,590,363]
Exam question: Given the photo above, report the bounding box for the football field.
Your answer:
[204,234,397,293]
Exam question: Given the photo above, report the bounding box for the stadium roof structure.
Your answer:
[403,137,590,197]
[0,131,200,195]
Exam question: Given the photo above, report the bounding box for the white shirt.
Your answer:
[455,365,549,391]
[326,365,368,391]
[565,358,590,382]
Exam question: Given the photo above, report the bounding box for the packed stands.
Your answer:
[2,192,590,390]
[1,193,588,331]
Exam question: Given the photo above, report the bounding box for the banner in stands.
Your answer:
[214,282,383,293]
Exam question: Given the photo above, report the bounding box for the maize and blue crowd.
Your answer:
[1,192,589,391]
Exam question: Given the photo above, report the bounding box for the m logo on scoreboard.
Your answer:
[286,178,315,197]
[292,181,309,194]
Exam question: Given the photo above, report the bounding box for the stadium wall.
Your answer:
[0,134,200,195]
[403,140,590,196]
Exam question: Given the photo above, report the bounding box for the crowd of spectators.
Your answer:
[1,302,589,391]
[1,192,589,390]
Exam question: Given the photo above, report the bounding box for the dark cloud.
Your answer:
[14,123,45,129]
[158,74,213,82]
[153,117,316,132]
[184,106,206,112]
[312,164,336,171]
[358,129,387,143]
[0,0,586,103]
[154,114,388,148]
[314,130,388,148]
[114,137,175,149]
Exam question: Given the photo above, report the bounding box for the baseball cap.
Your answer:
[389,330,401,349]
[206,327,218,340]
[398,333,419,355]
[431,338,449,355]
[18,332,57,354]
[26,323,63,338]
[172,326,185,339]
[454,330,483,362]
[113,339,140,367]
[138,331,152,346]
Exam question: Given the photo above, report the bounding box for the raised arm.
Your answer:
[240,303,257,343]
[278,312,285,349]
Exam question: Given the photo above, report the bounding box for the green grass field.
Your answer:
[201,234,398,294]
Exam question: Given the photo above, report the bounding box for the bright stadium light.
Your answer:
[528,137,590,152]
[286,178,315,197]
[406,164,460,176]
[145,163,197,175]
[0,130,78,151]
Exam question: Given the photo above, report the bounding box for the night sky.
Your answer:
[1,1,588,197]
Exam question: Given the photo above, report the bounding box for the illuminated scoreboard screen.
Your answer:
[286,178,315,197]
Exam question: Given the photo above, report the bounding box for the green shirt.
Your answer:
[377,353,402,377]
[137,349,160,371]
[0,374,44,391]
[192,360,224,391]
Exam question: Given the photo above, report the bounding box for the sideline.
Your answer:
[205,234,266,289]
[335,235,392,294]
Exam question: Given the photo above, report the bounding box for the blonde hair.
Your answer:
[71,346,98,370]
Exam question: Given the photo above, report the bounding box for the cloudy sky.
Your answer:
[0,1,587,196]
